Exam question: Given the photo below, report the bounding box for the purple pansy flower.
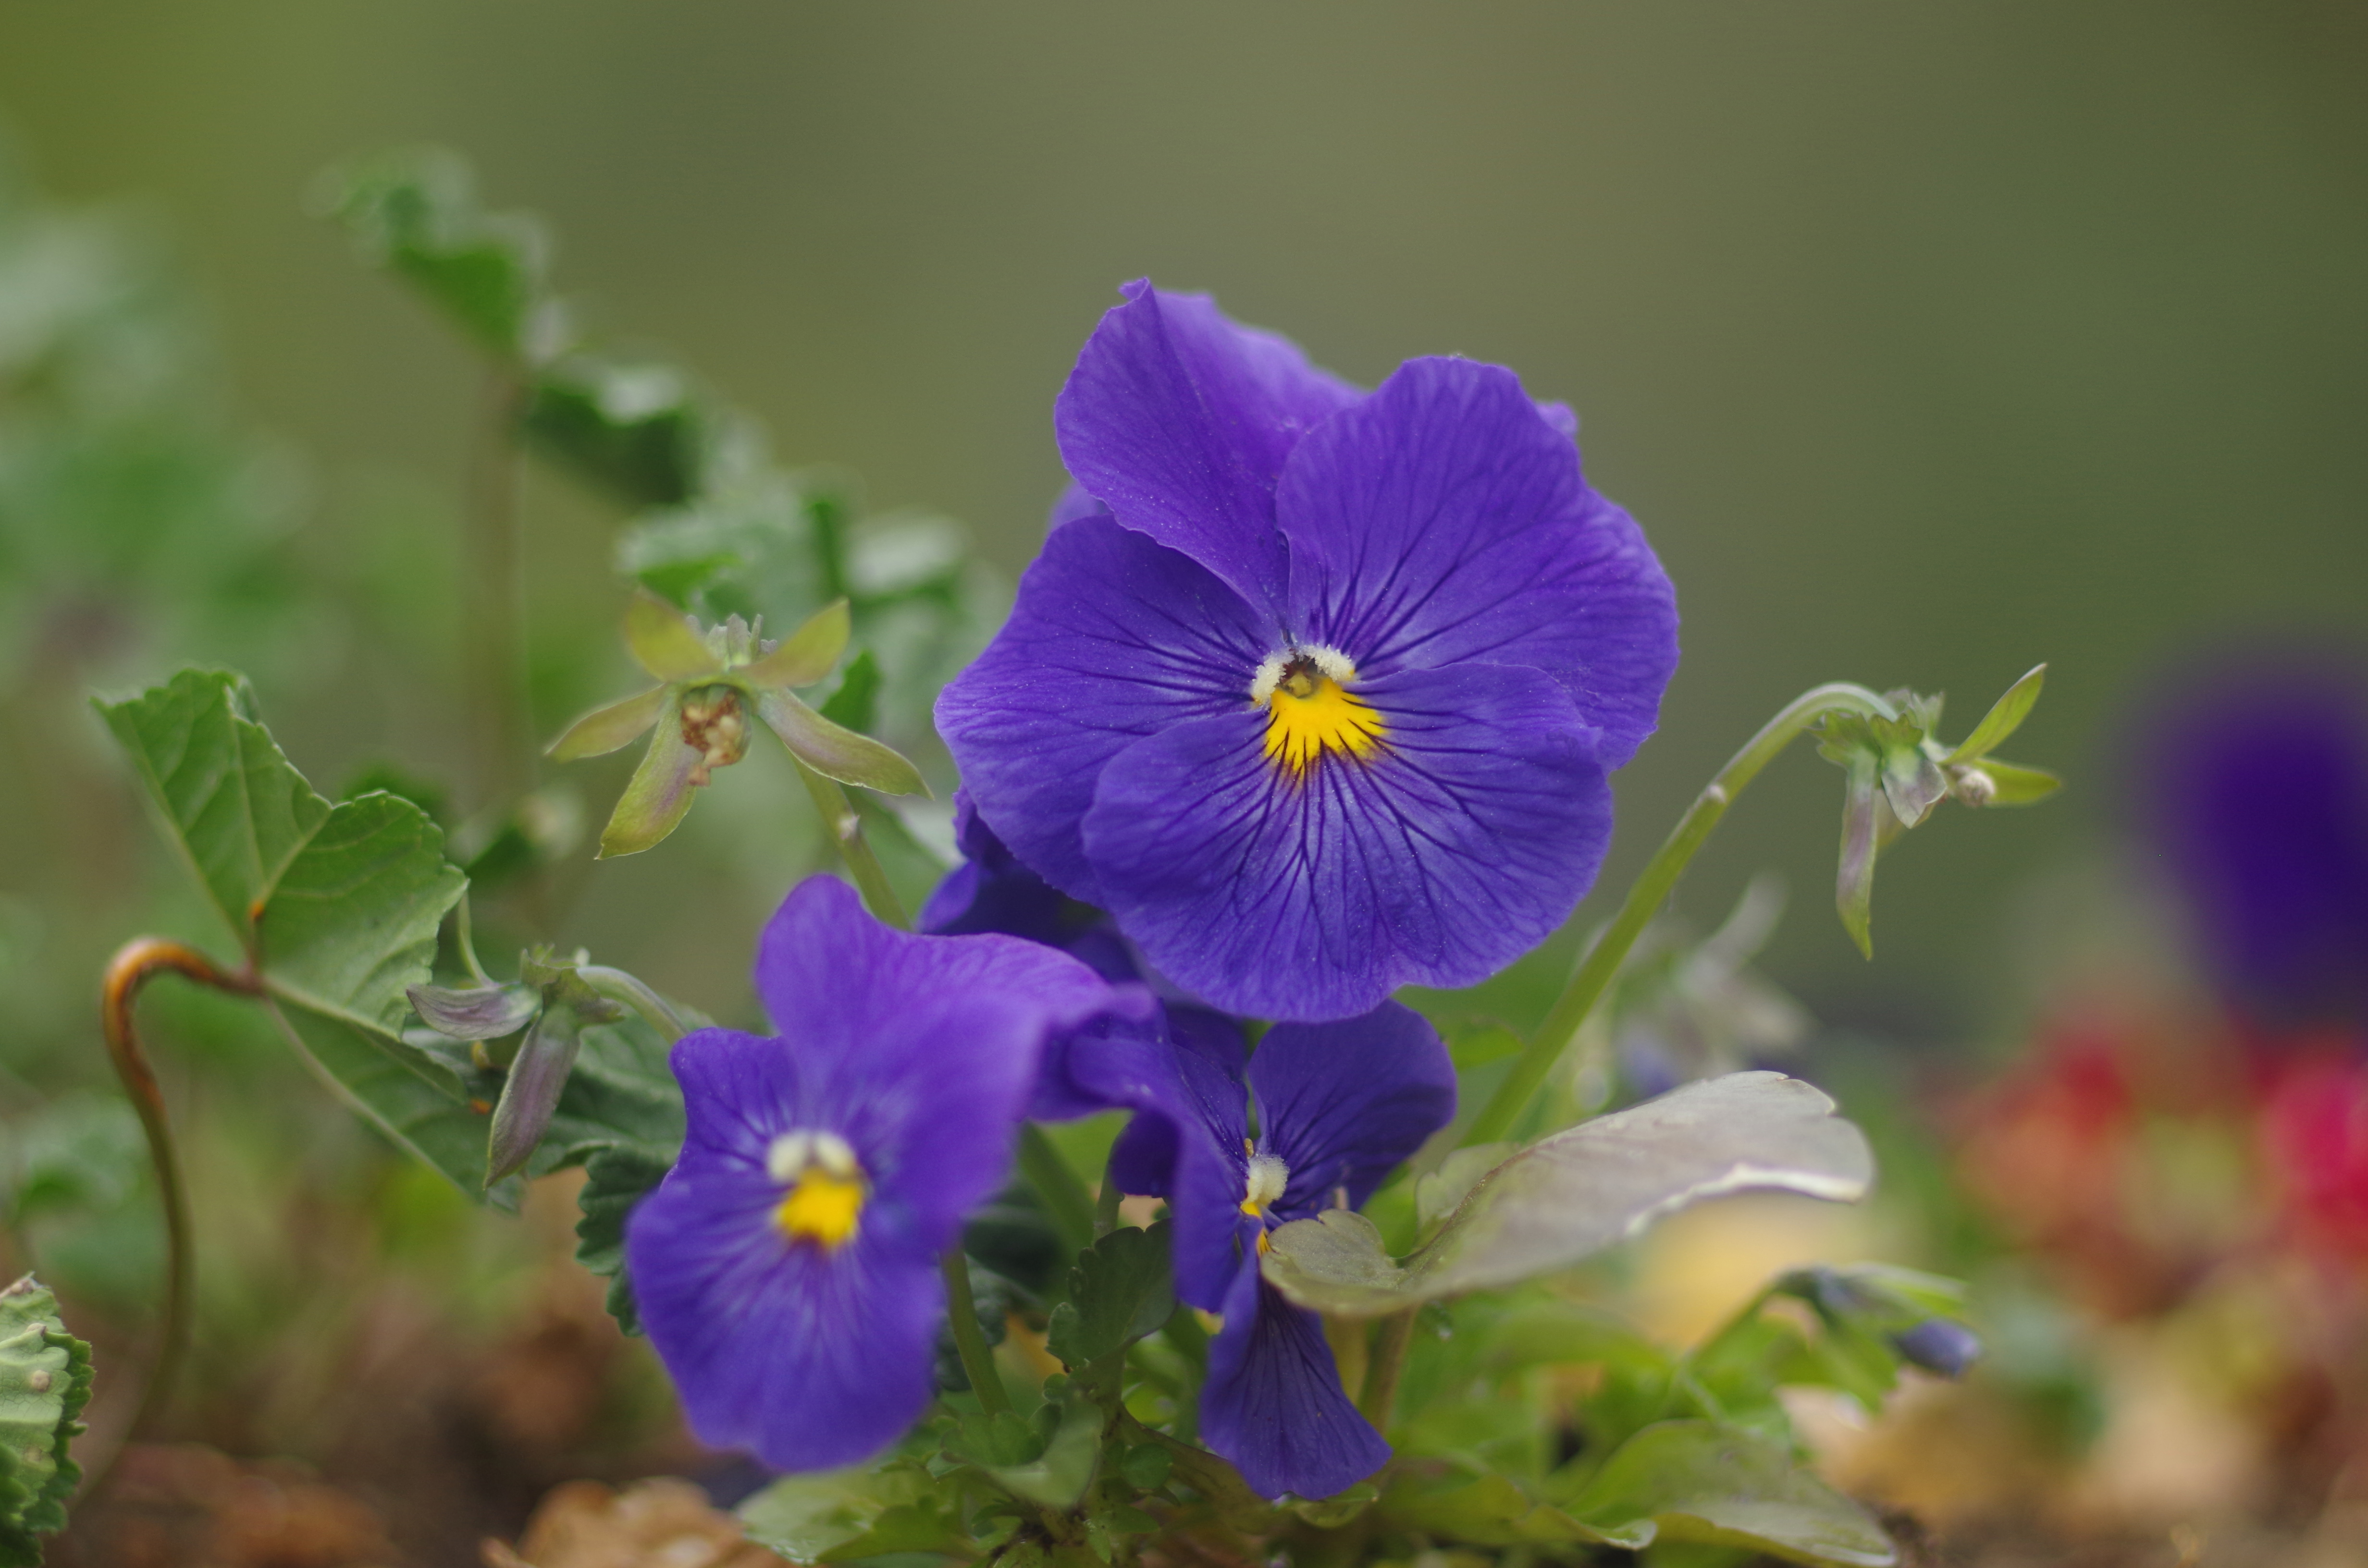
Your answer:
[2140,652,2368,1027]
[626,875,1125,1472]
[937,282,1679,1021]
[1076,1002,1457,1500]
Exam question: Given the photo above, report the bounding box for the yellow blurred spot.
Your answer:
[1630,1192,1874,1347]
[776,1167,865,1250]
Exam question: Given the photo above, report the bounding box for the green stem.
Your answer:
[1093,1145,1124,1237]
[1017,1123,1095,1260]
[940,1247,1010,1416]
[576,965,689,1041]
[1460,683,1896,1149]
[792,756,909,929]
[453,894,493,986]
[1358,1309,1417,1431]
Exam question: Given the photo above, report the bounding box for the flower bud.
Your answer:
[1890,1316,1983,1378]
[1949,764,1998,808]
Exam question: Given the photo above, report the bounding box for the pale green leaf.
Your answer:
[624,588,720,682]
[754,688,926,796]
[1263,1074,1873,1316]
[984,1399,1105,1507]
[1945,663,2046,768]
[597,696,704,858]
[546,686,666,761]
[739,1466,937,1564]
[1563,1421,1895,1566]
[1972,760,2061,806]
[1415,1142,1517,1238]
[739,599,850,690]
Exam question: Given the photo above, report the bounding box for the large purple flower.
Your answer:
[626,875,1125,1472]
[936,282,1679,1021]
[1076,1002,1456,1500]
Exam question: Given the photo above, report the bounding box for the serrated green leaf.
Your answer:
[1046,1223,1175,1371]
[0,1275,92,1564]
[983,1398,1104,1508]
[754,688,926,796]
[1945,664,2046,768]
[95,669,330,944]
[325,147,554,362]
[1263,1074,1873,1317]
[1564,1421,1894,1567]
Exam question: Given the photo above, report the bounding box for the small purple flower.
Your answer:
[2140,651,2368,1027]
[937,282,1679,1021]
[626,875,1125,1472]
[1077,1002,1457,1500]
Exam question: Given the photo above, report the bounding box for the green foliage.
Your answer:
[323,148,555,364]
[95,669,493,1193]
[0,1277,92,1566]
[1263,1072,1873,1315]
[1560,1421,1893,1566]
[0,1096,143,1229]
[1046,1223,1175,1372]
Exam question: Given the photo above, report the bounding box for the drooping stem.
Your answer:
[1093,1145,1125,1237]
[97,939,261,1449]
[1358,1308,1417,1430]
[1460,683,1897,1149]
[575,964,689,1041]
[939,1247,1010,1415]
[452,893,493,986]
[1017,1123,1095,1259]
[791,757,909,930]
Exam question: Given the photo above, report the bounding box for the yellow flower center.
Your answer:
[1253,648,1385,779]
[767,1129,866,1251]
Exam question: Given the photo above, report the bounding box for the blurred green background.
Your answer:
[0,3,2361,1551]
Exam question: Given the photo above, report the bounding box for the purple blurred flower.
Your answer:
[2141,653,2368,1027]
[1077,1002,1456,1500]
[936,282,1679,1021]
[626,875,1125,1472]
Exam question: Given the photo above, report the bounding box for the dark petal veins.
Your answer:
[749,877,1124,1235]
[628,1163,942,1471]
[1201,1257,1390,1501]
[936,513,1273,905]
[1056,281,1361,614]
[1082,663,1614,1021]
[1070,1009,1253,1309]
[1250,1004,1457,1219]
[1280,356,1678,770]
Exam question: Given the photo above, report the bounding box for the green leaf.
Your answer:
[1378,1473,1613,1549]
[96,669,330,944]
[818,649,883,734]
[1564,1421,1894,1567]
[1046,1223,1175,1371]
[569,1139,676,1337]
[739,1465,951,1564]
[1262,1074,1873,1316]
[1970,760,2061,807]
[1945,664,2046,768]
[98,670,479,1196]
[754,687,927,796]
[0,1276,93,1565]
[1415,1142,1517,1238]
[1,1097,144,1228]
[545,686,666,762]
[519,358,704,510]
[981,1397,1104,1508]
[323,147,554,363]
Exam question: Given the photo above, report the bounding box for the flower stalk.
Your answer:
[97,938,262,1455]
[1461,682,1898,1149]
[792,756,910,930]
[939,1247,1011,1417]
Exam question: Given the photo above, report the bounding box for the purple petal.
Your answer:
[1250,1004,1457,1219]
[916,790,1074,946]
[1056,281,1361,614]
[1280,356,1678,770]
[1082,662,1614,1021]
[1048,479,1111,534]
[1069,1008,1253,1310]
[1201,1259,1389,1501]
[936,514,1274,906]
[627,1159,942,1471]
[752,875,1122,1232]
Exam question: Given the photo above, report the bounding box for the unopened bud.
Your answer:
[1948,764,1998,807]
[679,686,751,787]
[1890,1316,1982,1378]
